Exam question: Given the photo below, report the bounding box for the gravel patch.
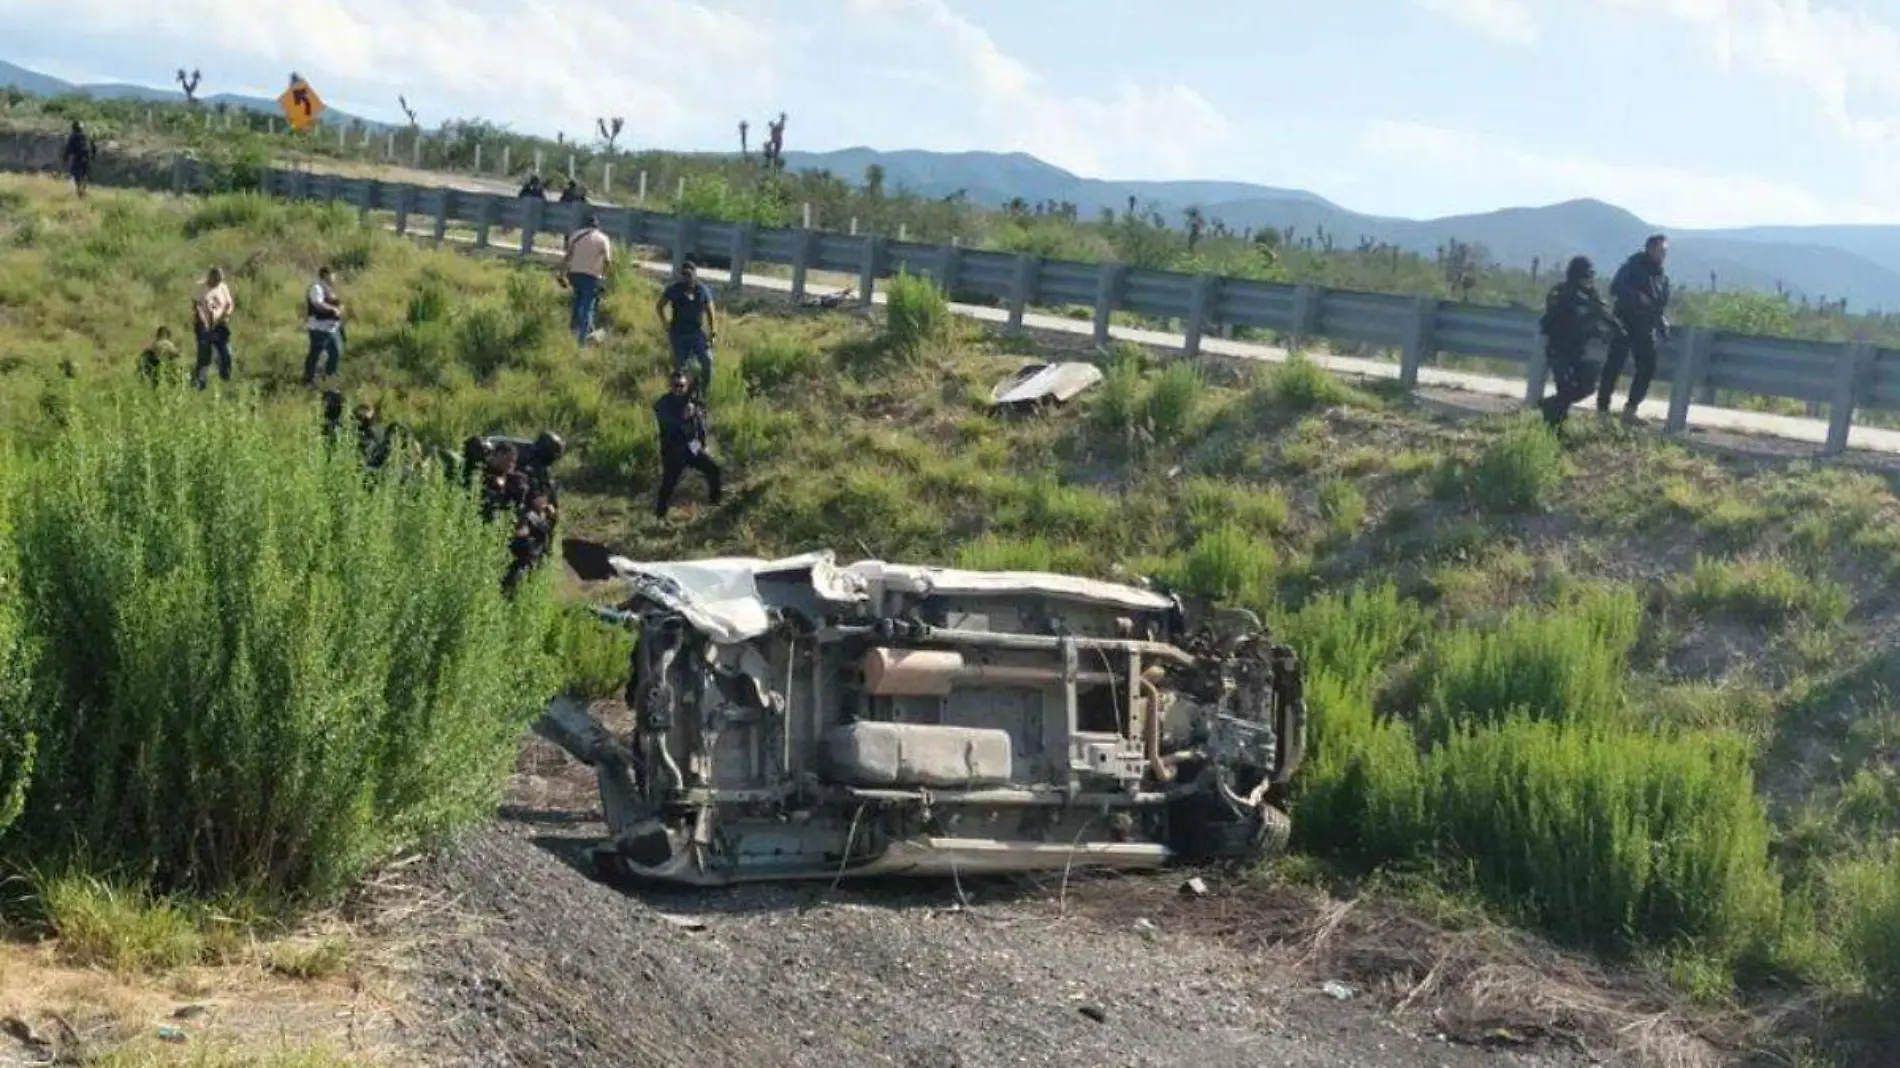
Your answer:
[396,813,1613,1068]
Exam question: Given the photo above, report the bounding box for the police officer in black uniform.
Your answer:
[1596,234,1672,423]
[1538,255,1622,429]
[653,370,722,519]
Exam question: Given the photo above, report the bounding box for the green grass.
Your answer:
[1831,844,1900,1004]
[882,270,953,361]
[1436,415,1567,514]
[1145,361,1203,442]
[1676,554,1852,629]
[1414,585,1641,738]
[1431,718,1780,955]
[6,172,1900,1052]
[1248,353,1382,414]
[35,872,219,973]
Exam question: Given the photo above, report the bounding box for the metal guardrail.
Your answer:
[177,162,1896,456]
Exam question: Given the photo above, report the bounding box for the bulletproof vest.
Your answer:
[308,282,340,322]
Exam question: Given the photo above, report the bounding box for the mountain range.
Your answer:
[6,58,1898,309]
[0,60,392,133]
[777,147,1900,312]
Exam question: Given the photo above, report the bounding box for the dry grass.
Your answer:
[0,897,422,1066]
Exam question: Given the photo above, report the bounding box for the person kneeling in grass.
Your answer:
[138,324,182,385]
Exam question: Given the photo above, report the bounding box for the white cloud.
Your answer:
[1394,0,1900,219]
[1358,118,1900,227]
[0,0,781,146]
[1413,0,1541,45]
[1421,0,1900,145]
[0,0,1241,179]
[841,0,1238,179]
[1592,0,1900,145]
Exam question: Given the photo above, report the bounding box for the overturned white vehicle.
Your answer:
[546,541,1307,886]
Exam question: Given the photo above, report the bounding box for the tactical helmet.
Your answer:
[533,430,566,464]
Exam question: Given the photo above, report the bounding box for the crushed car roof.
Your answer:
[602,550,1175,643]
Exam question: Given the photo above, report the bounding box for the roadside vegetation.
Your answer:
[17,91,1900,437]
[6,92,1895,350]
[1,171,1897,1066]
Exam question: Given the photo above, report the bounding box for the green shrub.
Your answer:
[577,410,659,490]
[1182,477,1289,538]
[704,355,782,464]
[1831,844,1900,1002]
[1091,346,1147,443]
[883,270,951,361]
[1,385,561,900]
[1317,478,1366,538]
[182,192,282,238]
[454,301,549,383]
[1415,586,1640,739]
[740,334,824,391]
[1445,417,1565,514]
[1146,361,1202,443]
[389,319,457,383]
[548,607,633,700]
[1284,584,1432,860]
[1433,719,1781,954]
[407,274,453,326]
[0,462,31,836]
[674,173,793,227]
[1284,582,1429,698]
[194,137,273,194]
[1002,476,1115,542]
[1677,554,1851,628]
[1254,354,1372,413]
[1290,670,1432,865]
[952,534,1092,574]
[1286,580,1776,956]
[1166,523,1275,607]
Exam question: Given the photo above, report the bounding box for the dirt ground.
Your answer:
[0,713,1819,1068]
[321,715,1759,1068]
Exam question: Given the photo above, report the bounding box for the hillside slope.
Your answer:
[2,172,1899,1067]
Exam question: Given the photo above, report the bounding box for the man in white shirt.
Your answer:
[304,266,344,386]
[561,212,612,346]
[191,266,235,390]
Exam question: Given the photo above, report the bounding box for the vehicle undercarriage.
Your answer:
[545,541,1307,886]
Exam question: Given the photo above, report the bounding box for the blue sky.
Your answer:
[3,0,1898,228]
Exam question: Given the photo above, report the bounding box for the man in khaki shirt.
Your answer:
[561,213,612,346]
[192,266,236,390]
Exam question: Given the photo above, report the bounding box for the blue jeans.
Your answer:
[568,272,601,343]
[669,332,712,385]
[304,329,342,384]
[193,326,232,390]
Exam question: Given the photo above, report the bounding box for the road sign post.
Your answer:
[277,77,327,134]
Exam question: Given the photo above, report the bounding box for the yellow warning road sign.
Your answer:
[278,79,326,132]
